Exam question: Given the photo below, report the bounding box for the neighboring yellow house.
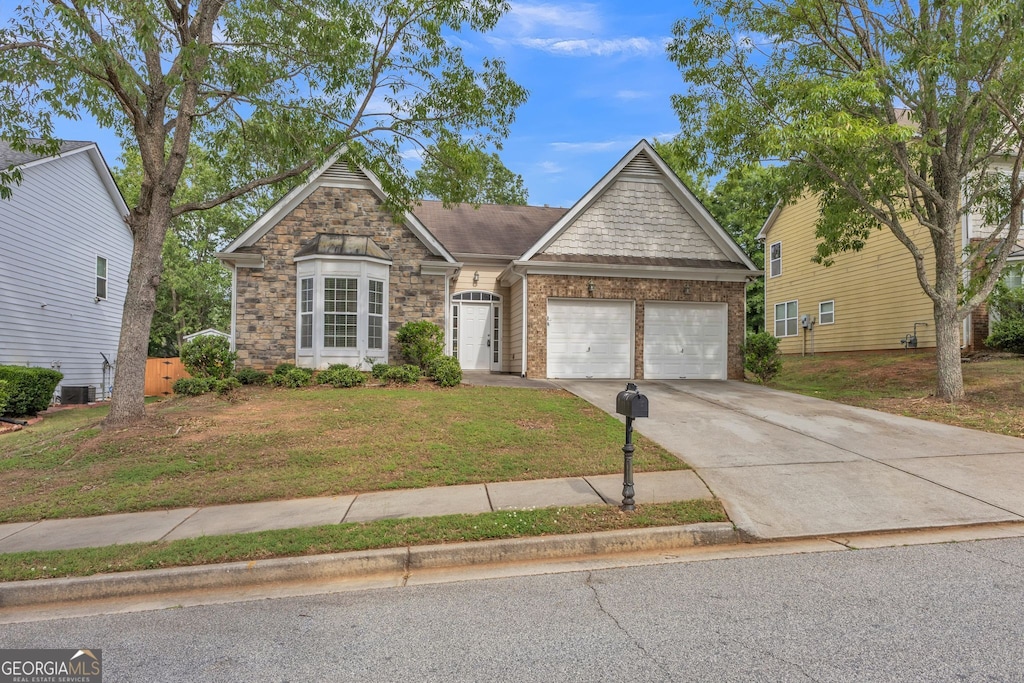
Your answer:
[758,193,945,355]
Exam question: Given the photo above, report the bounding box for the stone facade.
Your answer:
[233,186,447,371]
[525,274,746,379]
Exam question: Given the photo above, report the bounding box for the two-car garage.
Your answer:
[545,299,728,380]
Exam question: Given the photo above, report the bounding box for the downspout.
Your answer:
[230,264,238,352]
[521,269,528,377]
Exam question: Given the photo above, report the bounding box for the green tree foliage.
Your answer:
[396,321,444,369]
[0,0,526,425]
[415,141,528,205]
[668,0,1024,400]
[114,147,268,356]
[179,335,237,380]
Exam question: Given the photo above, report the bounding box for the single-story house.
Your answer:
[216,140,759,379]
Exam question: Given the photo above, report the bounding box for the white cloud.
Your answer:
[504,3,601,34]
[549,140,623,153]
[538,160,565,174]
[615,89,650,100]
[517,36,659,57]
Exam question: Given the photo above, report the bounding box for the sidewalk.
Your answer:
[0,470,711,554]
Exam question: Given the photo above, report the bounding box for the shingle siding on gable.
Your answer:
[542,179,728,261]
[232,185,446,371]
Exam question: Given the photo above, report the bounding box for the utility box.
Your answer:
[61,385,96,405]
[615,383,649,419]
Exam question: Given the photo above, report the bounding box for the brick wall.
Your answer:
[234,186,447,371]
[525,274,746,379]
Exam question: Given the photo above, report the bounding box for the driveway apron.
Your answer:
[557,379,1024,539]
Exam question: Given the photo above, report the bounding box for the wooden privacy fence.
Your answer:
[145,358,190,396]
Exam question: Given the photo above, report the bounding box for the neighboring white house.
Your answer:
[0,140,131,401]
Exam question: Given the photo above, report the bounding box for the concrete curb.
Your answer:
[0,523,739,610]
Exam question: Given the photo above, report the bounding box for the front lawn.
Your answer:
[773,350,1024,437]
[0,384,684,523]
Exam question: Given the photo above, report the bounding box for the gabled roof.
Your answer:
[413,201,567,257]
[0,139,94,168]
[520,140,757,271]
[219,149,456,264]
[0,139,128,218]
[757,201,784,241]
[294,234,391,261]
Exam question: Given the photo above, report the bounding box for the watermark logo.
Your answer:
[1,649,102,683]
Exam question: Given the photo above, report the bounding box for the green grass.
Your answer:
[0,500,726,582]
[770,351,1024,437]
[0,384,685,523]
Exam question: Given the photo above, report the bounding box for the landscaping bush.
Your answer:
[387,364,422,385]
[0,366,64,416]
[315,364,367,388]
[268,366,314,388]
[0,379,10,415]
[273,363,296,376]
[743,332,782,385]
[211,376,242,395]
[180,335,236,379]
[396,320,444,369]
[234,367,268,386]
[371,363,392,379]
[429,356,462,388]
[173,377,213,396]
[986,318,1024,355]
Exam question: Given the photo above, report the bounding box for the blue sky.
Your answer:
[28,1,693,209]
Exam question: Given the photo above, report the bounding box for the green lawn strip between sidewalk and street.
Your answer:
[0,500,726,582]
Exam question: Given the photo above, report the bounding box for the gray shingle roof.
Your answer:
[413,200,567,257]
[0,139,94,168]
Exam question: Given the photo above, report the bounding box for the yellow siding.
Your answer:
[452,263,512,371]
[509,277,524,375]
[764,195,939,354]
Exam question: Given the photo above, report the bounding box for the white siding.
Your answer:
[968,159,1016,240]
[0,149,132,398]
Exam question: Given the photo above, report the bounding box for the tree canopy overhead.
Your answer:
[669,0,1024,400]
[0,0,527,424]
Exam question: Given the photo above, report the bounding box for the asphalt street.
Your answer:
[5,536,1024,681]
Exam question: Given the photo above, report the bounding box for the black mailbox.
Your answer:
[615,383,649,419]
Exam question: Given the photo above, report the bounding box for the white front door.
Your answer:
[643,302,728,379]
[459,303,493,370]
[546,299,633,379]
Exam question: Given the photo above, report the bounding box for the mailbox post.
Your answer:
[615,382,649,511]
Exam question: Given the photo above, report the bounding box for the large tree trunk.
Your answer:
[933,300,964,401]
[931,206,965,402]
[105,204,172,427]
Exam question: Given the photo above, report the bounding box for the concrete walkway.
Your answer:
[559,379,1024,540]
[0,471,711,554]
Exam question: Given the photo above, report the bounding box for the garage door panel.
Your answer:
[644,302,727,380]
[547,300,632,379]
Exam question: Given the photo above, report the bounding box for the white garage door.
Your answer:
[547,299,632,378]
[644,302,727,379]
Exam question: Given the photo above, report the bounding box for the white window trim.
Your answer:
[769,241,782,278]
[295,256,389,368]
[95,255,108,301]
[819,300,835,325]
[775,300,799,337]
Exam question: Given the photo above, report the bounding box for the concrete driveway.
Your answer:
[557,380,1024,539]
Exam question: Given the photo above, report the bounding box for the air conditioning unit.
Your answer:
[61,385,96,405]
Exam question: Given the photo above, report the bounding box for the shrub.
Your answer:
[234,367,268,386]
[371,363,392,379]
[211,376,242,396]
[173,377,213,396]
[0,379,10,415]
[273,363,296,376]
[315,364,367,388]
[986,318,1024,355]
[268,366,314,388]
[430,356,462,388]
[743,332,782,385]
[386,364,421,385]
[0,366,64,416]
[180,335,236,379]
[395,321,444,369]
